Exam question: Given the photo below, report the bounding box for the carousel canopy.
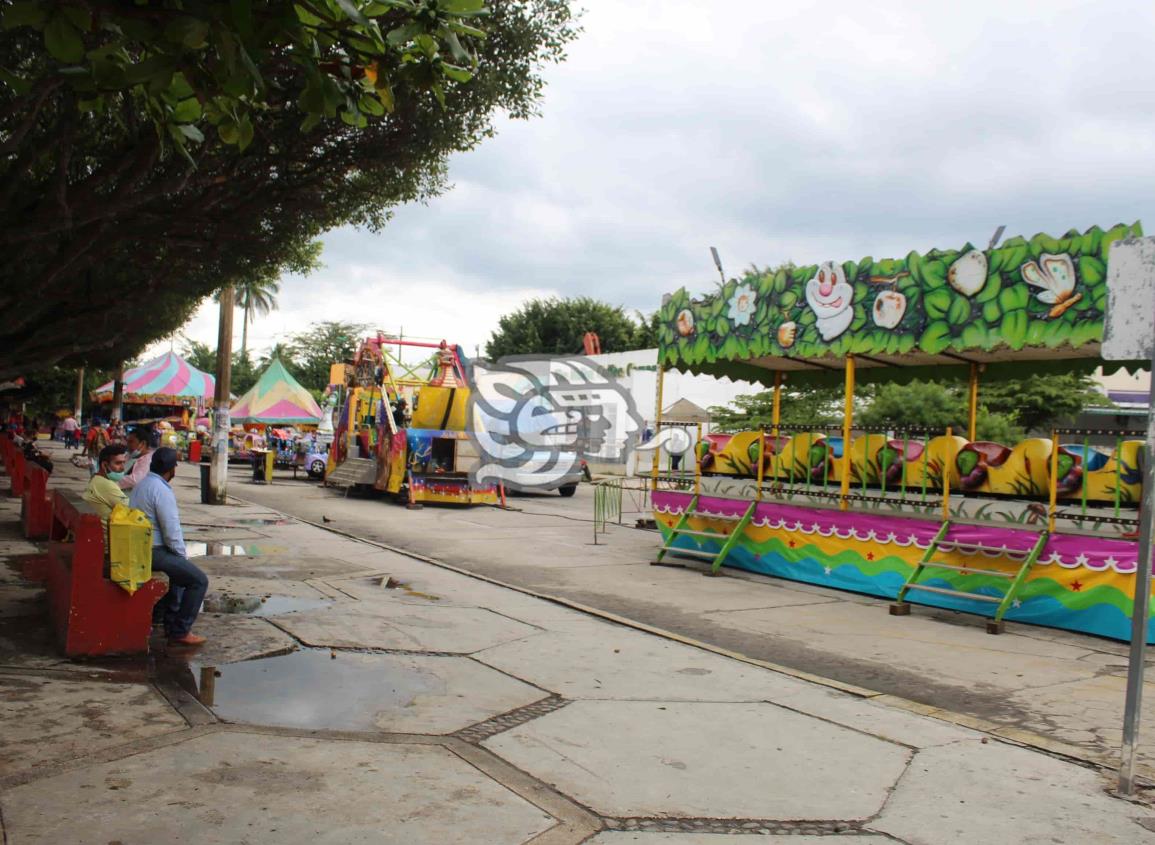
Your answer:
[657,222,1144,387]
[92,351,215,404]
[231,359,323,425]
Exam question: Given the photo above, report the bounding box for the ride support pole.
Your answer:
[651,366,665,492]
[1118,351,1155,795]
[838,356,855,511]
[771,371,782,438]
[1048,429,1059,533]
[967,362,979,441]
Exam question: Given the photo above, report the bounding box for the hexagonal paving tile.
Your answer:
[474,625,814,701]
[874,741,1155,845]
[587,835,894,844]
[200,648,547,734]
[484,700,909,819]
[1,731,557,844]
[274,604,540,653]
[0,675,187,776]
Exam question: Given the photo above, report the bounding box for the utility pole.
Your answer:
[74,367,84,424]
[210,286,234,505]
[111,363,125,422]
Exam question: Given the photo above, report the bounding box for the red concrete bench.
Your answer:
[35,490,168,657]
[2,437,26,496]
[21,461,51,539]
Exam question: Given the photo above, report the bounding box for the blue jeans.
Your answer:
[151,546,209,637]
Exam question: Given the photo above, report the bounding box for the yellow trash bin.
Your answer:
[108,503,153,594]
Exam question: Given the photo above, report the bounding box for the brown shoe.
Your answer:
[168,633,207,646]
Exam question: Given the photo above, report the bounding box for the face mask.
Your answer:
[107,470,126,482]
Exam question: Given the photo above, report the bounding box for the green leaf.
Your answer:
[1,2,47,29]
[172,97,202,122]
[716,317,730,337]
[960,324,987,349]
[772,268,788,292]
[975,272,1002,303]
[236,114,254,150]
[178,123,205,143]
[924,288,952,320]
[921,259,947,289]
[440,0,487,12]
[1071,322,1102,346]
[919,321,952,355]
[981,300,1001,324]
[336,0,372,26]
[44,15,84,62]
[1025,320,1047,347]
[1044,322,1071,348]
[164,16,210,49]
[60,3,91,31]
[1078,255,1106,287]
[778,290,797,310]
[998,283,1030,313]
[359,93,385,116]
[999,310,1028,349]
[441,63,472,83]
[946,294,971,326]
[218,119,240,144]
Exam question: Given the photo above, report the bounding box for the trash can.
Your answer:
[188,440,202,463]
[200,463,211,504]
[251,450,268,483]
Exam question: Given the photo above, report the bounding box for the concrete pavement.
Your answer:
[236,471,1155,779]
[1,442,1154,843]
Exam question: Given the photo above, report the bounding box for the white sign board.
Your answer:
[1102,237,1155,361]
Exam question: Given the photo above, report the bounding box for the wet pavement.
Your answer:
[1,441,1154,844]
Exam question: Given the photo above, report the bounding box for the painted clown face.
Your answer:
[805,262,854,340]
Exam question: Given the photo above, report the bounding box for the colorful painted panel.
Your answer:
[653,490,1152,643]
[657,223,1142,377]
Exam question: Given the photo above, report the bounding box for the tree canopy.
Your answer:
[287,319,368,390]
[0,0,577,377]
[484,297,657,359]
[708,373,1108,442]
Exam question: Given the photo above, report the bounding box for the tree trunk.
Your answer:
[210,286,234,505]
[241,305,249,358]
[111,363,125,422]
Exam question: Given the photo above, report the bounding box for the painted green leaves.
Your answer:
[657,222,1143,370]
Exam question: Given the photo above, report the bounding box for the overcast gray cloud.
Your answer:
[163,0,1155,361]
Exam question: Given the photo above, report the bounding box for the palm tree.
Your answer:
[235,274,280,357]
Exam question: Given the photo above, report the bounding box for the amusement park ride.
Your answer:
[325,332,498,506]
[647,222,1154,644]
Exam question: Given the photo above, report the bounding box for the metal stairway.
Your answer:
[889,521,1049,634]
[325,457,378,488]
[652,494,758,576]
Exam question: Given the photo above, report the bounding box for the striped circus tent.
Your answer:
[230,358,323,425]
[92,351,215,405]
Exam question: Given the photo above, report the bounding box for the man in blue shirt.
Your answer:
[129,447,209,646]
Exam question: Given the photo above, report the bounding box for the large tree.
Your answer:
[485,297,655,359]
[287,319,368,390]
[0,0,577,377]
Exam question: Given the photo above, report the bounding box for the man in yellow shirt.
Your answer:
[83,444,129,524]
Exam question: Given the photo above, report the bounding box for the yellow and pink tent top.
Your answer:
[230,359,323,425]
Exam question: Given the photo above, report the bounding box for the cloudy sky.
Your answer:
[155,0,1155,364]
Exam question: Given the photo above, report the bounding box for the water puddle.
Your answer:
[202,593,331,617]
[185,542,287,557]
[227,518,295,527]
[187,648,439,731]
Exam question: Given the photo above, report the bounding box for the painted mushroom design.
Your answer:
[947,250,988,297]
[872,290,907,329]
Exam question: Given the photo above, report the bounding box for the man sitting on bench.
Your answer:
[129,447,209,646]
[82,444,129,524]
